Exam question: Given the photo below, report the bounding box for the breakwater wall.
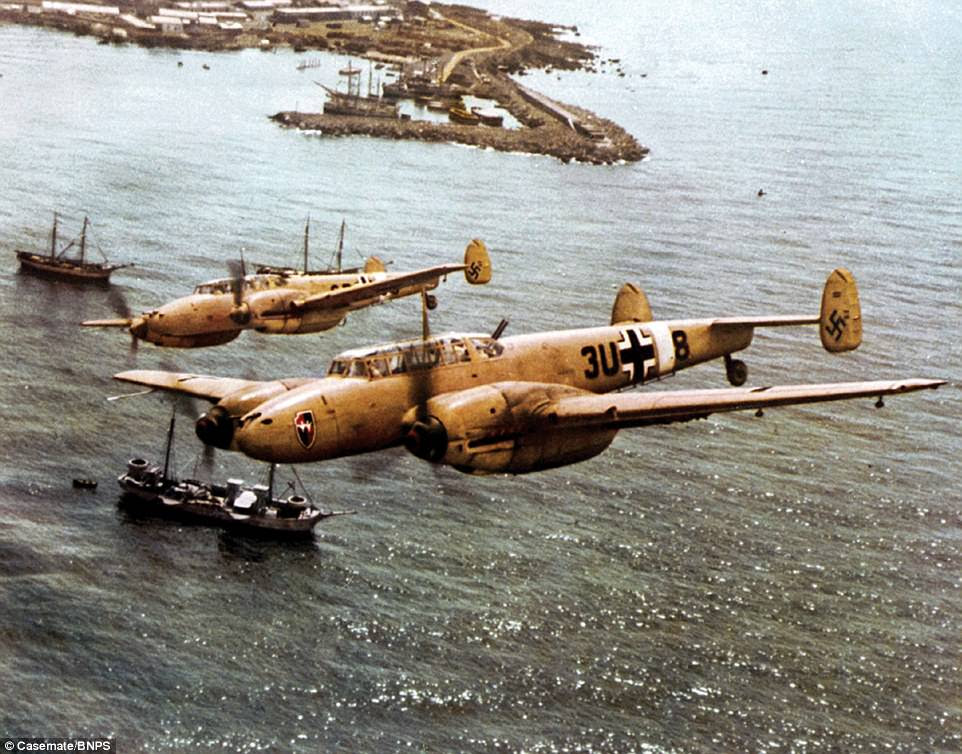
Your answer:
[271,112,648,165]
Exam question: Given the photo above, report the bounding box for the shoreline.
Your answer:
[1,1,648,164]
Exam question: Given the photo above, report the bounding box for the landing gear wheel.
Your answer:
[725,355,748,387]
[425,294,438,310]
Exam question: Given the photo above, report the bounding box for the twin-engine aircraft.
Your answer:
[83,240,492,348]
[113,267,944,475]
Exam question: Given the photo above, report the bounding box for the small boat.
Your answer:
[73,478,98,490]
[118,415,352,536]
[15,213,131,282]
[470,106,504,127]
[448,106,481,125]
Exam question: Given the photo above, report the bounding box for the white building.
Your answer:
[42,1,120,16]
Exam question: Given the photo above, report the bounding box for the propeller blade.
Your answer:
[127,332,139,364]
[199,443,216,475]
[227,260,246,308]
[227,259,252,324]
[107,286,132,319]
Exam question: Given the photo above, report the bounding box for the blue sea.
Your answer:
[0,1,960,751]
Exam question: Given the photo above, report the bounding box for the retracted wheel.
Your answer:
[426,294,438,310]
[724,355,748,386]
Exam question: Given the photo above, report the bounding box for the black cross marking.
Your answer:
[826,309,847,342]
[619,327,656,383]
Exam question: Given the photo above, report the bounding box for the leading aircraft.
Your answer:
[112,266,944,475]
[83,238,491,348]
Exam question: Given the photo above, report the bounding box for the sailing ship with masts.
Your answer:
[15,212,132,282]
[318,61,398,119]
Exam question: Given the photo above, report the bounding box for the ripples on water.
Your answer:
[0,1,960,750]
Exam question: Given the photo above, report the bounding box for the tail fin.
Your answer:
[463,239,491,285]
[364,256,387,274]
[611,283,653,325]
[820,268,862,352]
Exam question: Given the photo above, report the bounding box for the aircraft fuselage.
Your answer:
[233,319,755,463]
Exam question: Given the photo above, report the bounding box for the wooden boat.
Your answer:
[317,66,398,119]
[15,213,131,282]
[448,106,481,125]
[321,88,398,118]
[470,106,504,127]
[118,416,352,535]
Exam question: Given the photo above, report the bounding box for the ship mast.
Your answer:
[303,215,310,272]
[162,412,176,481]
[79,216,89,265]
[49,212,58,259]
[336,219,345,272]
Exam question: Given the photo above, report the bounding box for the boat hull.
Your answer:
[17,251,119,282]
[118,476,327,536]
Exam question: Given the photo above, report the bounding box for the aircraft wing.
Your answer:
[545,378,945,429]
[113,370,267,402]
[264,264,466,315]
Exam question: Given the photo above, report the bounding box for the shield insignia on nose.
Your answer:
[294,410,316,449]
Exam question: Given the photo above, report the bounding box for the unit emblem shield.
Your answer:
[294,410,316,449]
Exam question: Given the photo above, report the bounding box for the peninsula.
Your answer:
[1,0,648,164]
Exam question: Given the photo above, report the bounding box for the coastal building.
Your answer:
[157,6,248,26]
[41,1,120,16]
[272,4,396,25]
[148,14,184,32]
[119,13,156,29]
[241,0,290,24]
[158,7,200,21]
[240,0,291,8]
[173,1,230,10]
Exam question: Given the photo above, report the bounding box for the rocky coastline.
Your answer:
[2,0,648,164]
[271,105,647,166]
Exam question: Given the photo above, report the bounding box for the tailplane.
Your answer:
[611,282,653,325]
[820,268,862,352]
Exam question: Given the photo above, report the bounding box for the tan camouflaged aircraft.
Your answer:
[83,239,492,348]
[112,265,944,474]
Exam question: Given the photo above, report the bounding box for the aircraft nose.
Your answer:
[235,409,310,464]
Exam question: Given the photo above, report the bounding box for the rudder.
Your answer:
[820,268,862,352]
[464,239,492,285]
[611,283,653,325]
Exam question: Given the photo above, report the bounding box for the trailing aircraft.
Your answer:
[83,237,491,348]
[112,267,944,475]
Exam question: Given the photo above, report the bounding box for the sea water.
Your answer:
[0,1,960,750]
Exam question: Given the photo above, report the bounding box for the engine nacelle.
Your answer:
[195,379,312,449]
[403,382,617,475]
[249,289,345,334]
